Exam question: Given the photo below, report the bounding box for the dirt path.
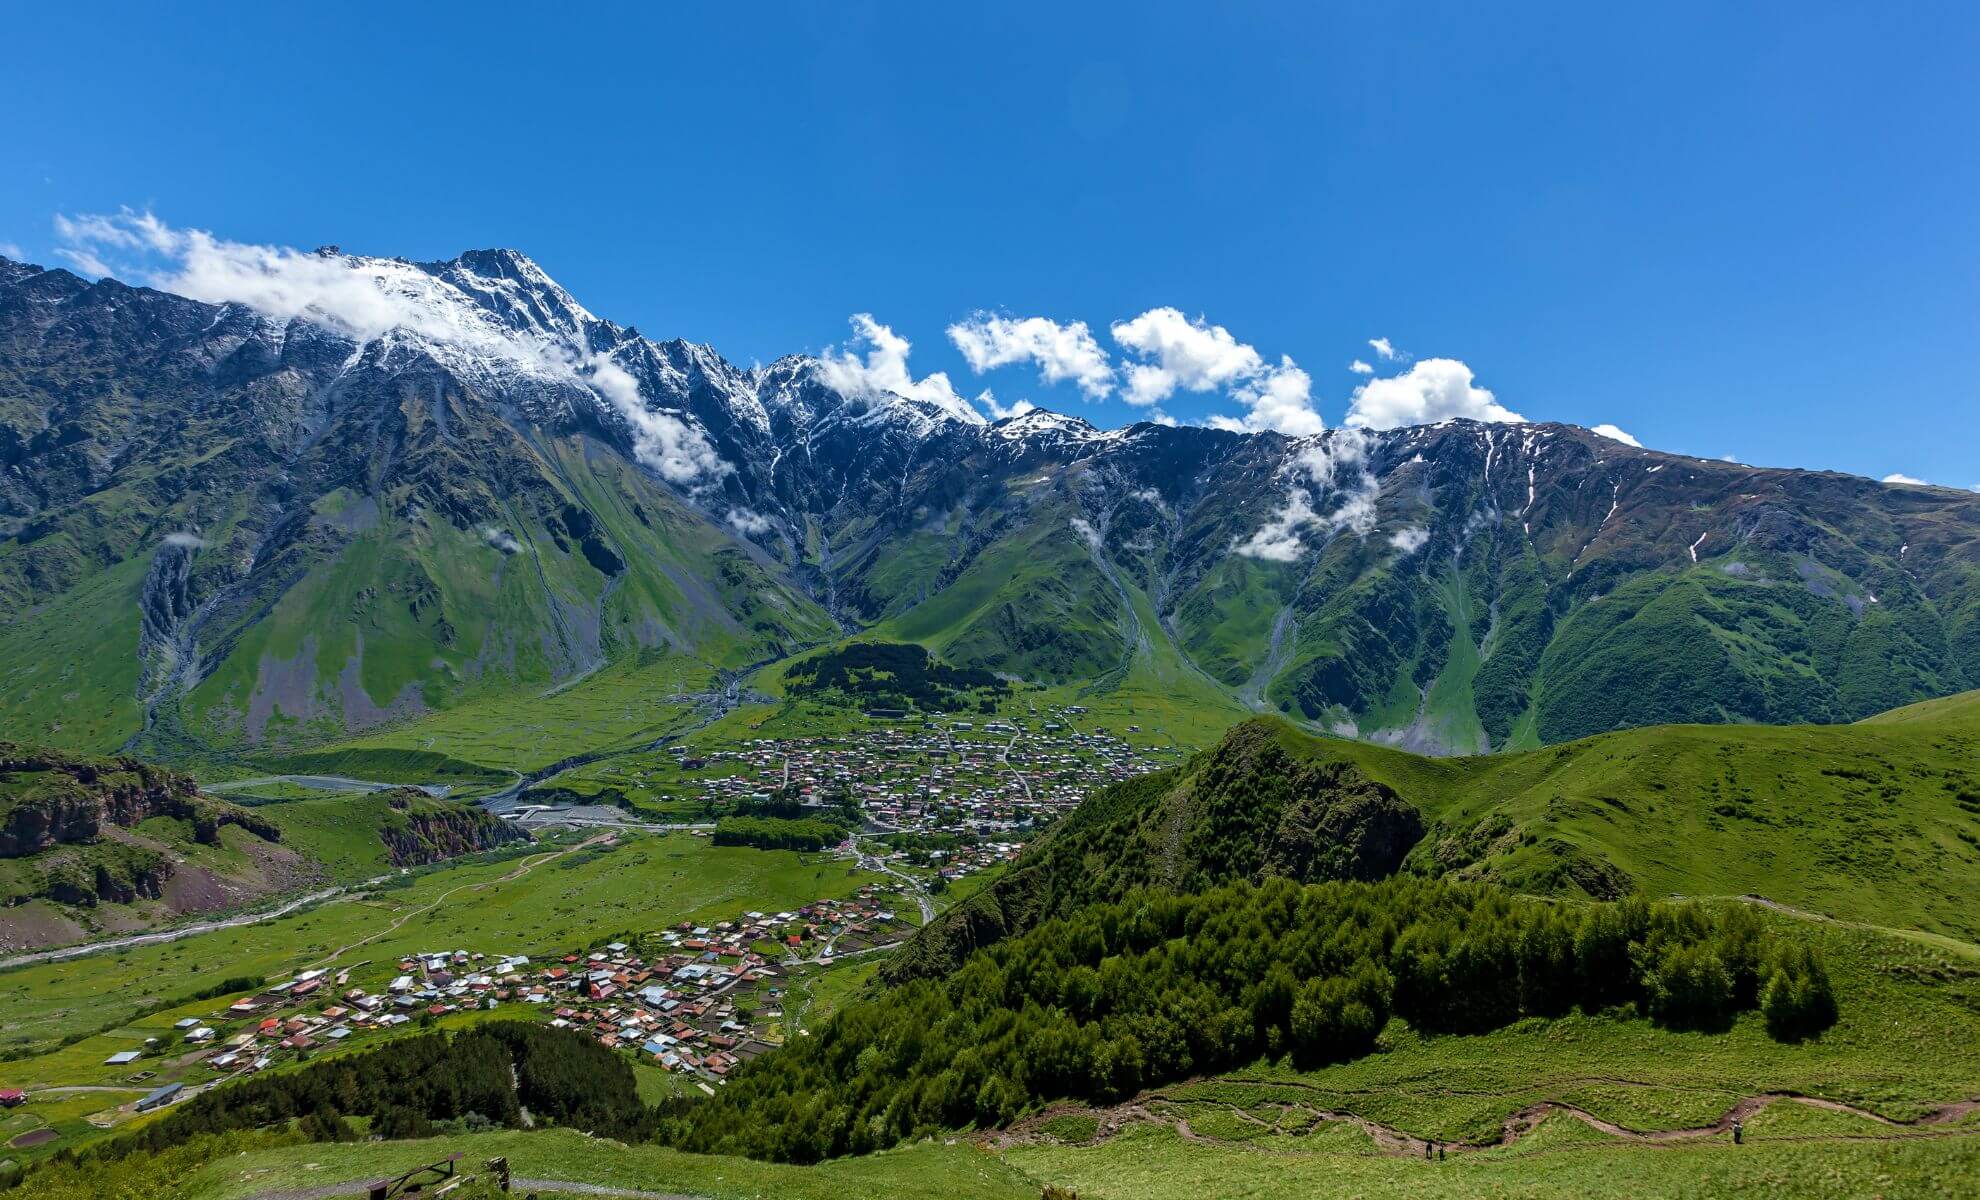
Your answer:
[298,833,615,973]
[991,1089,1980,1159]
[246,1179,700,1200]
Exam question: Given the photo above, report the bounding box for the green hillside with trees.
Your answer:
[893,692,1980,981]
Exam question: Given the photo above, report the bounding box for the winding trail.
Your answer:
[993,1088,1980,1159]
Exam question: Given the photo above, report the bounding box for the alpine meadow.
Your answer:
[3,6,1978,1199]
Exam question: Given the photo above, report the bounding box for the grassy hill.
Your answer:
[894,692,1980,981]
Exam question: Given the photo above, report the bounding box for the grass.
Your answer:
[1165,911,1980,1143]
[166,1128,1042,1200]
[1002,1120,1980,1200]
[250,792,407,883]
[308,650,713,775]
[1246,690,1980,941]
[0,556,147,751]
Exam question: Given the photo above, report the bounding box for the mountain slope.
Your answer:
[4,249,1977,761]
[891,691,1980,981]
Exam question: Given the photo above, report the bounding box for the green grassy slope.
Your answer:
[895,691,1980,980]
[1303,690,1980,940]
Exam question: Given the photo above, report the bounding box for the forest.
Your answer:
[785,642,1013,712]
[660,876,1835,1163]
[70,1022,649,1162]
[713,815,846,851]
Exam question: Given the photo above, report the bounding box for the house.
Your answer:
[136,1082,184,1112]
[0,1089,25,1107]
[104,1050,142,1066]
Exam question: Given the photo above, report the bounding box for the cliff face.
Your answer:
[378,791,531,867]
[0,743,279,857]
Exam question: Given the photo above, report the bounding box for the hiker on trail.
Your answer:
[1438,1144,1445,1161]
[1425,1140,1433,1160]
[1732,1118,1743,1145]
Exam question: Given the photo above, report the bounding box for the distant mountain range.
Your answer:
[2,248,1975,758]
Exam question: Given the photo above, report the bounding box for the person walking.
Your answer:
[1732,1118,1743,1145]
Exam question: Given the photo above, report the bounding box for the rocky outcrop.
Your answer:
[37,845,171,906]
[0,743,278,857]
[378,791,531,866]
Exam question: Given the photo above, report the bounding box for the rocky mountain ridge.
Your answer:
[2,248,1976,757]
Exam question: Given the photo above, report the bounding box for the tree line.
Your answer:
[67,1022,649,1163]
[785,641,1011,712]
[659,875,1835,1162]
[712,815,845,851]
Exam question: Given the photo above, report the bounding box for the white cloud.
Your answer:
[726,508,774,536]
[1110,308,1323,435]
[479,526,523,554]
[1348,359,1374,375]
[589,354,729,483]
[1882,473,1928,486]
[161,531,205,549]
[1069,517,1105,553]
[1390,527,1429,556]
[1368,337,1398,360]
[978,391,1037,421]
[1234,488,1318,562]
[0,242,23,260]
[1227,358,1325,437]
[1345,358,1522,430]
[947,314,1113,399]
[54,208,729,484]
[1591,423,1642,448]
[817,314,984,425]
[1110,307,1265,406]
[1234,430,1380,561]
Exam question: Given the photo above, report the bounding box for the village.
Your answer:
[17,709,1182,1134]
[664,704,1178,845]
[80,882,927,1114]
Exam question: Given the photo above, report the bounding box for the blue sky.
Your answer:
[3,3,1975,486]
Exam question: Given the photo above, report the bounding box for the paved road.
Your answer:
[999,734,1034,803]
[864,855,936,924]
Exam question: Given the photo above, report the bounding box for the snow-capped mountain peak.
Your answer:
[991,408,1100,442]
